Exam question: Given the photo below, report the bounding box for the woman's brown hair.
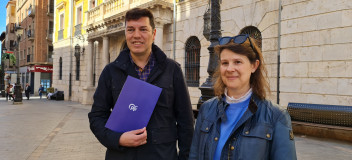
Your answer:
[213,37,270,100]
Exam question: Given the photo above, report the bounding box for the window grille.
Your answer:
[76,57,80,81]
[59,57,62,80]
[185,36,200,87]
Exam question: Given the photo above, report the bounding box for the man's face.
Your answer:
[125,17,156,56]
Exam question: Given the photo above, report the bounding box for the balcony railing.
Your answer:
[74,24,82,36]
[58,29,64,40]
[87,0,173,26]
[47,29,53,41]
[27,54,31,63]
[27,29,35,41]
[48,52,53,63]
[28,5,35,17]
[47,3,54,16]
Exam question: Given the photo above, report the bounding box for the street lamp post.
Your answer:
[1,47,7,97]
[14,26,24,104]
[197,0,221,113]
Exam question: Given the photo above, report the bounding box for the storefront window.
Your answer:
[40,72,52,92]
[40,80,50,92]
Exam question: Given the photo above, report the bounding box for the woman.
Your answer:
[5,84,10,101]
[189,34,296,160]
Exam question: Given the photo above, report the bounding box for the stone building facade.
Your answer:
[3,0,17,86]
[53,0,352,108]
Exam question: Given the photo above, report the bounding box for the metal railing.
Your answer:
[27,54,30,63]
[58,29,64,40]
[28,5,35,17]
[74,24,82,36]
[47,3,54,15]
[27,29,35,40]
[48,52,53,63]
[47,29,53,41]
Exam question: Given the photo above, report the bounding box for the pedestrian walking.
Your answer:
[9,84,14,100]
[25,83,32,100]
[5,84,10,101]
[38,85,44,99]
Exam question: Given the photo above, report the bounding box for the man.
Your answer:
[88,8,194,160]
[38,85,44,99]
[25,83,31,100]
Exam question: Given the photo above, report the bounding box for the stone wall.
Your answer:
[279,0,352,106]
[174,0,282,107]
[52,0,352,108]
[52,38,87,102]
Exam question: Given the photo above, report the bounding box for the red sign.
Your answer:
[5,51,14,54]
[27,65,53,73]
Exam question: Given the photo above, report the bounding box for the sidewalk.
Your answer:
[0,94,43,101]
[0,99,351,160]
[0,99,105,160]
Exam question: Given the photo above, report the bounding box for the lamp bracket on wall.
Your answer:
[75,34,85,56]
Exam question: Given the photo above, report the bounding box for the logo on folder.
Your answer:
[129,104,138,111]
[105,76,162,133]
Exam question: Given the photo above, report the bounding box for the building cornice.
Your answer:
[6,0,16,9]
[86,0,174,40]
[56,1,66,10]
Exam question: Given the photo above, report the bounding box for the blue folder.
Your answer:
[105,76,162,133]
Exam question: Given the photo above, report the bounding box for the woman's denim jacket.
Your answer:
[189,95,297,160]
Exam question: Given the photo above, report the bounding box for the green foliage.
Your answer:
[1,53,16,66]
[47,87,54,93]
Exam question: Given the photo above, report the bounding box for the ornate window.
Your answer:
[240,26,262,50]
[74,45,81,81]
[59,57,62,80]
[185,36,201,87]
[76,57,80,81]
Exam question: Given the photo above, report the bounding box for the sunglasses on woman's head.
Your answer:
[218,34,250,45]
[218,34,258,58]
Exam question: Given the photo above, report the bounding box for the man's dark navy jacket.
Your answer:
[88,44,194,160]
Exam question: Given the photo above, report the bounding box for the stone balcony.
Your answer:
[27,29,35,41]
[28,5,35,18]
[47,29,53,41]
[86,0,173,31]
[58,29,64,40]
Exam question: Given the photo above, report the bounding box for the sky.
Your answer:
[0,0,10,63]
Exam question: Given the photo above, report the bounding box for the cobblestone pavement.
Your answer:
[0,98,351,160]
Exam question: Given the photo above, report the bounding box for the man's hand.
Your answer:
[119,127,147,147]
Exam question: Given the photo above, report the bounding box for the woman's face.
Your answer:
[220,49,259,94]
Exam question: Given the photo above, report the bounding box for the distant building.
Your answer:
[3,0,17,87]
[8,0,54,94]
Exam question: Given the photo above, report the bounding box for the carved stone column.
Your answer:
[154,22,164,50]
[82,40,95,104]
[102,36,110,66]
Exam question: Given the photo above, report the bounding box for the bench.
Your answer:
[287,103,352,142]
[51,91,64,101]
